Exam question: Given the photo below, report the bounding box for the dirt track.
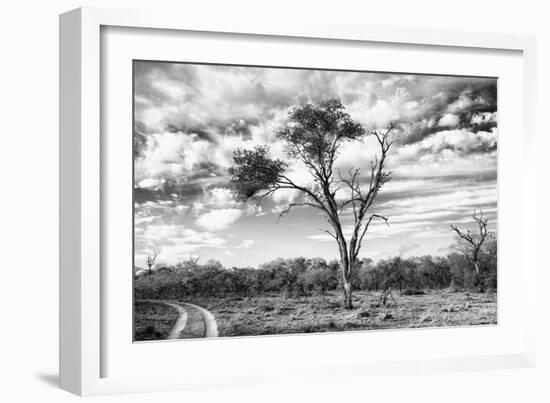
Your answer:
[180,302,219,337]
[140,300,218,339]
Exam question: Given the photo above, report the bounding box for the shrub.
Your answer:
[402,289,425,296]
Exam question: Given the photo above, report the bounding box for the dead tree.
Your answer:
[377,257,402,306]
[450,210,490,292]
[146,249,159,274]
[378,284,396,307]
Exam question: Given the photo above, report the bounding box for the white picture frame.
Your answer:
[59,6,537,396]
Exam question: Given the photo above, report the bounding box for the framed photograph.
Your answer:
[60,7,537,396]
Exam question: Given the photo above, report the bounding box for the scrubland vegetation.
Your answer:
[135,235,496,302]
[134,234,497,338]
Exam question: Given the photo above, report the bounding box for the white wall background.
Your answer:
[0,1,548,402]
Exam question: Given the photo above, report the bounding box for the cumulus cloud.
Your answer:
[471,111,497,125]
[438,113,460,127]
[138,177,165,190]
[135,222,227,266]
[133,61,497,266]
[204,187,237,208]
[388,128,497,178]
[135,131,211,185]
[380,187,496,214]
[396,128,496,159]
[139,224,224,247]
[196,208,243,231]
[238,240,255,248]
[447,94,474,113]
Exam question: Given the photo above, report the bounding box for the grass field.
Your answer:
[134,301,179,341]
[189,290,497,337]
[134,290,497,340]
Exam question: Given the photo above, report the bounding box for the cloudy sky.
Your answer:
[133,61,497,269]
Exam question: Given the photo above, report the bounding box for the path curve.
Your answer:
[181,302,219,337]
[163,302,188,339]
[140,300,188,340]
[138,299,218,338]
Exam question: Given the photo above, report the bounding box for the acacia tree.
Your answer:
[229,99,395,309]
[450,209,491,292]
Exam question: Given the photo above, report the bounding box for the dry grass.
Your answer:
[190,290,497,338]
[134,301,179,341]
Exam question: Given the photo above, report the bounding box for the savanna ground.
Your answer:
[134,301,178,341]
[134,300,214,340]
[134,290,497,340]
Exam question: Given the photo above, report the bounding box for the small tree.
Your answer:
[229,99,395,309]
[145,249,160,274]
[450,210,491,292]
[376,257,406,306]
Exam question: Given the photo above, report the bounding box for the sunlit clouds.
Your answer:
[134,62,497,268]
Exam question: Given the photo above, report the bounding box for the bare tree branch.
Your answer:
[354,214,389,258]
[450,209,490,275]
[321,228,338,240]
[146,249,160,273]
[277,202,323,222]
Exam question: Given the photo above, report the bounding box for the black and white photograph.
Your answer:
[133,61,498,341]
[3,0,547,400]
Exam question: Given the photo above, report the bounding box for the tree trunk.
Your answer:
[334,227,353,309]
[473,261,485,293]
[343,279,352,309]
[341,259,354,309]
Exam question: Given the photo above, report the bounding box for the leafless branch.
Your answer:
[146,249,160,272]
[277,202,322,222]
[321,228,338,240]
[450,209,490,274]
[354,214,389,258]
